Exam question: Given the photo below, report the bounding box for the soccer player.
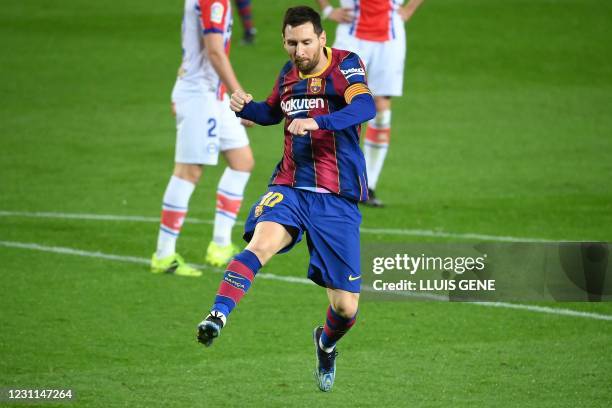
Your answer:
[151,0,255,276]
[317,0,425,207]
[233,0,256,44]
[196,6,376,392]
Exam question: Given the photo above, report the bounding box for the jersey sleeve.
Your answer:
[336,52,372,104]
[199,0,229,34]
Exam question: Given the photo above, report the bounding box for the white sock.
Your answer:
[364,110,391,190]
[213,167,250,247]
[319,336,335,353]
[156,175,196,258]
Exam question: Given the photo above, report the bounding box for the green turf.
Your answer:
[1,0,612,406]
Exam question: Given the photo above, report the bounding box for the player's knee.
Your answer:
[225,148,255,172]
[245,240,277,265]
[374,96,391,112]
[173,164,202,184]
[231,155,254,172]
[331,296,359,319]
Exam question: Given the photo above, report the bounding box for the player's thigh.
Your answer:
[245,221,293,265]
[243,186,305,255]
[306,196,362,293]
[367,34,406,97]
[174,93,221,165]
[218,95,249,152]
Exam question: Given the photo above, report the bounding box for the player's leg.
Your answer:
[320,288,359,352]
[363,96,392,207]
[152,164,202,277]
[234,0,256,44]
[205,100,255,267]
[197,221,293,346]
[306,194,362,391]
[363,26,406,208]
[313,287,359,390]
[198,186,303,345]
[152,94,220,277]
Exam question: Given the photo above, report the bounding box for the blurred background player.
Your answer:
[317,0,425,207]
[151,0,255,276]
[234,0,256,44]
[196,6,376,392]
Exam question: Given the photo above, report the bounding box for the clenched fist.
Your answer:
[287,118,319,136]
[230,90,253,112]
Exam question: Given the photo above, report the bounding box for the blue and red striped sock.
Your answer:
[320,306,357,352]
[211,249,261,319]
[234,0,254,32]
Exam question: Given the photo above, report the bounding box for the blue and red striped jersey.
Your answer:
[261,47,373,202]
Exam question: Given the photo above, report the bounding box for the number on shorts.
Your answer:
[258,192,284,208]
[207,118,217,137]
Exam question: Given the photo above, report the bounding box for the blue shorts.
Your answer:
[243,185,362,293]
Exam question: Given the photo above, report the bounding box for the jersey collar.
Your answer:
[298,47,333,79]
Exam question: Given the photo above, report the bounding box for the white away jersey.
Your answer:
[173,0,232,99]
[339,0,405,42]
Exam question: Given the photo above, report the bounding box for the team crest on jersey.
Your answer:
[309,78,323,94]
[210,2,224,24]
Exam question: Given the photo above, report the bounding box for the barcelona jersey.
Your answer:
[263,47,372,202]
[173,0,233,101]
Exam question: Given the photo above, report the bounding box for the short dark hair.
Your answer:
[282,6,323,36]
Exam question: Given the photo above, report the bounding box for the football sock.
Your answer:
[156,175,195,259]
[319,306,357,353]
[211,249,262,319]
[235,0,254,33]
[364,109,391,191]
[213,167,250,247]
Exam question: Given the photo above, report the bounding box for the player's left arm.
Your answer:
[288,53,376,135]
[315,91,376,132]
[200,0,242,94]
[288,90,375,135]
[398,0,425,22]
[203,33,242,94]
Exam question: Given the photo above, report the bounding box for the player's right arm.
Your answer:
[230,77,284,126]
[316,1,353,23]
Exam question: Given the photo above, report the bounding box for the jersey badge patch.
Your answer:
[210,2,224,24]
[309,77,323,94]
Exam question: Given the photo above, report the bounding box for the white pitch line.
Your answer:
[0,241,152,265]
[470,301,612,321]
[0,240,313,286]
[359,286,612,321]
[359,227,554,243]
[0,210,217,226]
[1,240,610,322]
[0,210,557,242]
